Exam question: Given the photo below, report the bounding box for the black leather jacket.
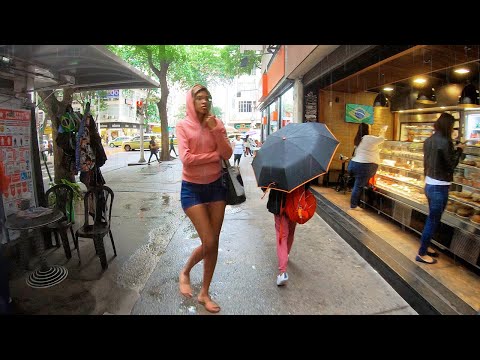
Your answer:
[423,132,463,182]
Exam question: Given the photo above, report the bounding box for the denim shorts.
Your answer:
[181,176,227,210]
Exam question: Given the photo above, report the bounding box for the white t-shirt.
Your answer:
[233,139,244,155]
[351,135,385,164]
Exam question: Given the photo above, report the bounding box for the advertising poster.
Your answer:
[0,108,35,243]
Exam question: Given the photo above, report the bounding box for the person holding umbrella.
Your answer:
[347,123,387,210]
[176,84,233,313]
[252,122,339,285]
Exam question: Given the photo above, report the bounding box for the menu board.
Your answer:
[0,108,36,243]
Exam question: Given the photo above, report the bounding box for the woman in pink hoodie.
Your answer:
[176,84,233,313]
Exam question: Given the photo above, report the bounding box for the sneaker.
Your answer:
[276,272,289,286]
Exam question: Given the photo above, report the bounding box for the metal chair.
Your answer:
[45,184,77,260]
[335,154,354,194]
[74,185,116,270]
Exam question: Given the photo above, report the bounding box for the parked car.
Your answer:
[108,136,132,148]
[122,135,161,151]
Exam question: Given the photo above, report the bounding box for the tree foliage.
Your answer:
[107,45,260,160]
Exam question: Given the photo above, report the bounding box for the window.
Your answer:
[239,101,254,113]
[280,87,294,128]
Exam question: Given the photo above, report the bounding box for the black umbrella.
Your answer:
[251,122,339,192]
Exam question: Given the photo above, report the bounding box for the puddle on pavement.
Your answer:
[161,195,170,206]
[115,214,186,292]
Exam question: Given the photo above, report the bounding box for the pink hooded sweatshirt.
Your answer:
[176,86,233,184]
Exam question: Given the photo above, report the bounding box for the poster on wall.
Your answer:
[0,108,35,244]
[345,104,374,125]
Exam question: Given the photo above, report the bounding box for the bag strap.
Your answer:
[222,158,230,169]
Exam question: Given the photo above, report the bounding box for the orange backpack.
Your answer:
[284,187,317,224]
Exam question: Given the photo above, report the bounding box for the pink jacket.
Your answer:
[176,87,233,184]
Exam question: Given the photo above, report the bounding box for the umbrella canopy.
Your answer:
[251,122,339,192]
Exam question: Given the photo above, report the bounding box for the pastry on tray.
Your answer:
[471,214,480,224]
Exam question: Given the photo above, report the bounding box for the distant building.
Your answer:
[72,89,148,141]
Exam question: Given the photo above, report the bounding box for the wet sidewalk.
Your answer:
[7,155,417,315]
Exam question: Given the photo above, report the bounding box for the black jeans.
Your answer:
[234,154,242,166]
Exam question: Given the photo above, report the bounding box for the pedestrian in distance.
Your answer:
[176,84,233,313]
[147,136,160,165]
[232,134,244,167]
[416,113,465,264]
[347,123,387,210]
[169,134,178,157]
[244,134,252,156]
[47,140,53,156]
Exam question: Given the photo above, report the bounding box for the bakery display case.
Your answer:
[400,123,434,142]
[364,140,480,269]
[377,140,426,204]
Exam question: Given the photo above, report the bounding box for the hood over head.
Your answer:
[186,84,211,123]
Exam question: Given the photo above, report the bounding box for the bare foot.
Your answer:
[179,272,192,298]
[198,295,221,313]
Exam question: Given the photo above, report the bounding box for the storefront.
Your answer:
[99,122,140,141]
[298,45,480,312]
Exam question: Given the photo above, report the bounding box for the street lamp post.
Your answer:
[137,100,146,163]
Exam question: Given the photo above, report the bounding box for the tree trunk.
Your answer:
[37,89,75,183]
[157,61,170,161]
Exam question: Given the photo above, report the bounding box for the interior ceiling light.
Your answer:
[454,68,470,74]
[416,87,437,104]
[373,92,389,107]
[383,86,394,92]
[413,78,427,84]
[458,83,480,107]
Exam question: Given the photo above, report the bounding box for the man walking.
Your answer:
[169,135,178,157]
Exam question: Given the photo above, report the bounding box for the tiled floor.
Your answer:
[312,184,480,313]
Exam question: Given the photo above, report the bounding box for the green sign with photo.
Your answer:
[345,104,374,124]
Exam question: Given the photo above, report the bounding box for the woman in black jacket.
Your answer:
[417,113,465,264]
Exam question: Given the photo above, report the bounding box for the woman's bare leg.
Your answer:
[180,200,226,312]
[179,204,210,297]
[196,200,225,312]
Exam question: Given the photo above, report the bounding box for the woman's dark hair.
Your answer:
[354,123,370,146]
[434,113,455,138]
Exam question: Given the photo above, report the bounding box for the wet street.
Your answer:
[10,151,417,315]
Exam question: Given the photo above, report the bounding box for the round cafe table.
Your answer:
[5,208,69,288]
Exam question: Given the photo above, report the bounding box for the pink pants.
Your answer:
[274,214,297,273]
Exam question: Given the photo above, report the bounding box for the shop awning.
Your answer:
[0,45,159,92]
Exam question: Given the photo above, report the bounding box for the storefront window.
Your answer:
[270,100,278,134]
[280,87,293,127]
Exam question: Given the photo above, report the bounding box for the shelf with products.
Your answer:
[376,140,480,229]
[368,141,480,269]
[404,125,434,142]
